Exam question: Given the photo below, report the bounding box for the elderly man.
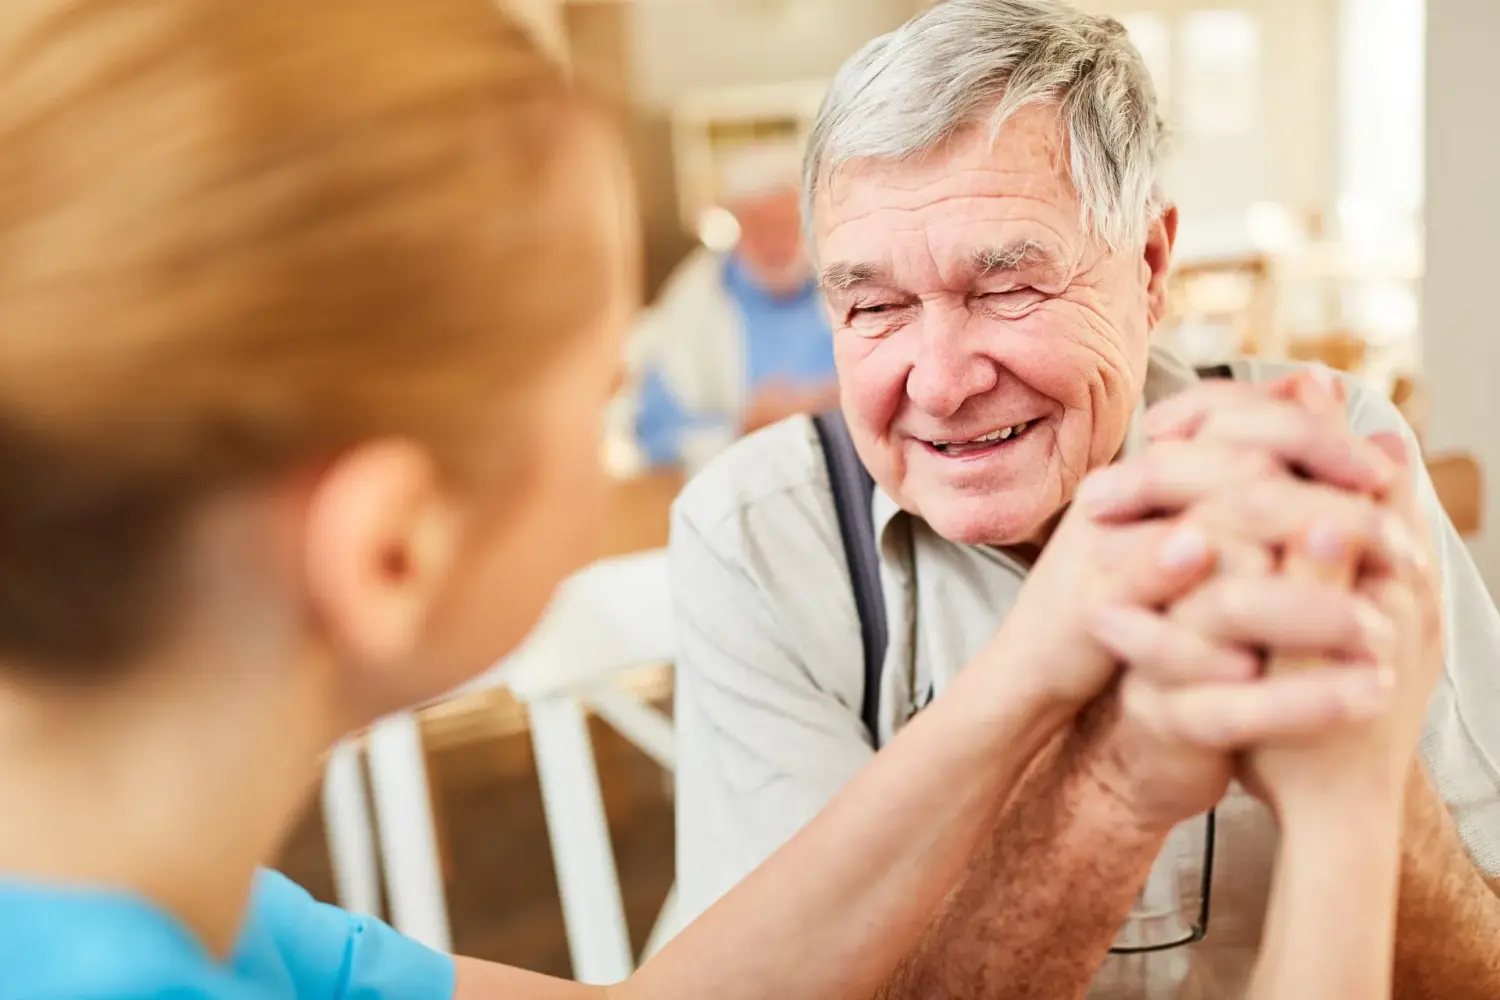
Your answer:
[670,1,1500,998]
[625,141,840,470]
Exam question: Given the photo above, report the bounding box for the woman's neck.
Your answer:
[0,653,331,958]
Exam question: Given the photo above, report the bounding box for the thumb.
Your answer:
[1368,430,1410,467]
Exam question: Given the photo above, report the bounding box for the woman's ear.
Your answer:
[301,438,460,673]
[1145,204,1180,329]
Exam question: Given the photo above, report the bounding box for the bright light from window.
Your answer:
[1117,12,1172,106]
[698,206,742,251]
[1178,9,1260,138]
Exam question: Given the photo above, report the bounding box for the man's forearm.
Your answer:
[622,663,1069,1000]
[876,735,1165,1000]
[1392,766,1500,999]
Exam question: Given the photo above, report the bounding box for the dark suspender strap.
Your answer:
[812,410,889,747]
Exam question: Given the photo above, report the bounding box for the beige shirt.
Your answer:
[670,348,1500,999]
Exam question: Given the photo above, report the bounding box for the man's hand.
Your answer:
[742,381,841,433]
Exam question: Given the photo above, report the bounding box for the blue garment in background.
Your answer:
[0,868,455,1000]
[634,253,835,466]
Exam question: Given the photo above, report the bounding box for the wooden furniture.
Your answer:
[599,470,685,558]
[1163,253,1279,360]
[421,469,683,745]
[319,469,685,937]
[668,80,827,238]
[1285,329,1370,372]
[1428,453,1483,537]
[1391,376,1482,538]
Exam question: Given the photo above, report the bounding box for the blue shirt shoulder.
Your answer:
[0,869,454,1000]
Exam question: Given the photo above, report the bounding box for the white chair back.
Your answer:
[319,550,681,980]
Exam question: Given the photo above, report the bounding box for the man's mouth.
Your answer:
[925,420,1035,457]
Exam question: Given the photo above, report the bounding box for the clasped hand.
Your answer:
[1000,370,1443,832]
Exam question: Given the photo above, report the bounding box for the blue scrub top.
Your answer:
[635,253,835,467]
[0,868,455,999]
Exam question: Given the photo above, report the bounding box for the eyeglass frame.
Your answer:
[1107,809,1217,955]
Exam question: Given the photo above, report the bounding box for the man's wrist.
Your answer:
[1054,736,1177,850]
[942,658,1077,781]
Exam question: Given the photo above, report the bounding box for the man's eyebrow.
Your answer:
[818,241,1064,292]
[970,239,1060,275]
[818,260,893,293]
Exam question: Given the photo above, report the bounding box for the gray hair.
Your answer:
[803,0,1167,251]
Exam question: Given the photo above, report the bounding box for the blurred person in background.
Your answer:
[671,1,1500,998]
[2,2,1411,1000]
[624,141,839,470]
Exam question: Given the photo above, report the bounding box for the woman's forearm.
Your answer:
[1250,796,1403,1000]
[621,662,1069,1000]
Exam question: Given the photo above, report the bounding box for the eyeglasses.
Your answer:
[1108,809,1216,954]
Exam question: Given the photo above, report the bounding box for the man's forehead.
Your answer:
[815,108,1074,212]
[811,112,1085,279]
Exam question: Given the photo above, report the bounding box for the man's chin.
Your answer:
[918,494,1053,548]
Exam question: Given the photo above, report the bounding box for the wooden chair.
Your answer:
[1427,452,1483,537]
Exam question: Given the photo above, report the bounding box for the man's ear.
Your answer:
[302,438,460,672]
[1144,204,1179,330]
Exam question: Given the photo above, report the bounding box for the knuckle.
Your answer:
[1199,577,1253,634]
[1346,594,1389,653]
[1238,447,1279,480]
[1226,481,1279,533]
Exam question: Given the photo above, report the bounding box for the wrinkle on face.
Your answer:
[813,105,1162,547]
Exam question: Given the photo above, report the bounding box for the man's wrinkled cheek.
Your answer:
[842,343,905,435]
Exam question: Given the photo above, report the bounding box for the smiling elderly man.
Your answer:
[668,1,1500,998]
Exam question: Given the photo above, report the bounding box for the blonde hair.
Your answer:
[0,0,619,673]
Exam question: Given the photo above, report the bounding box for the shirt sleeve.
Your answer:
[634,368,697,467]
[670,498,876,923]
[241,869,455,1000]
[1347,382,1500,875]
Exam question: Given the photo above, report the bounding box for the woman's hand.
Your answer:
[1245,431,1445,821]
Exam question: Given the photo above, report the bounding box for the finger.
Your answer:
[1143,393,1393,494]
[1167,573,1396,662]
[1098,521,1219,608]
[1192,481,1421,577]
[1192,402,1393,493]
[1144,372,1347,443]
[1142,380,1277,440]
[1084,414,1393,520]
[1359,574,1438,695]
[1120,668,1394,750]
[1267,522,1360,674]
[1368,431,1426,528]
[1150,367,1347,430]
[1089,468,1421,578]
[1078,441,1279,522]
[1087,603,1261,683]
[1269,365,1348,415]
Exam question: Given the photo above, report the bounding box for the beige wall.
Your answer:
[556,0,1339,291]
[626,1,913,107]
[1423,0,1498,590]
[1078,0,1340,250]
[621,0,913,294]
[622,0,1338,267]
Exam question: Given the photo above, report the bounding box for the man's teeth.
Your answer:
[932,421,1031,451]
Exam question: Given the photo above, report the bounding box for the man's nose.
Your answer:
[904,310,1000,418]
